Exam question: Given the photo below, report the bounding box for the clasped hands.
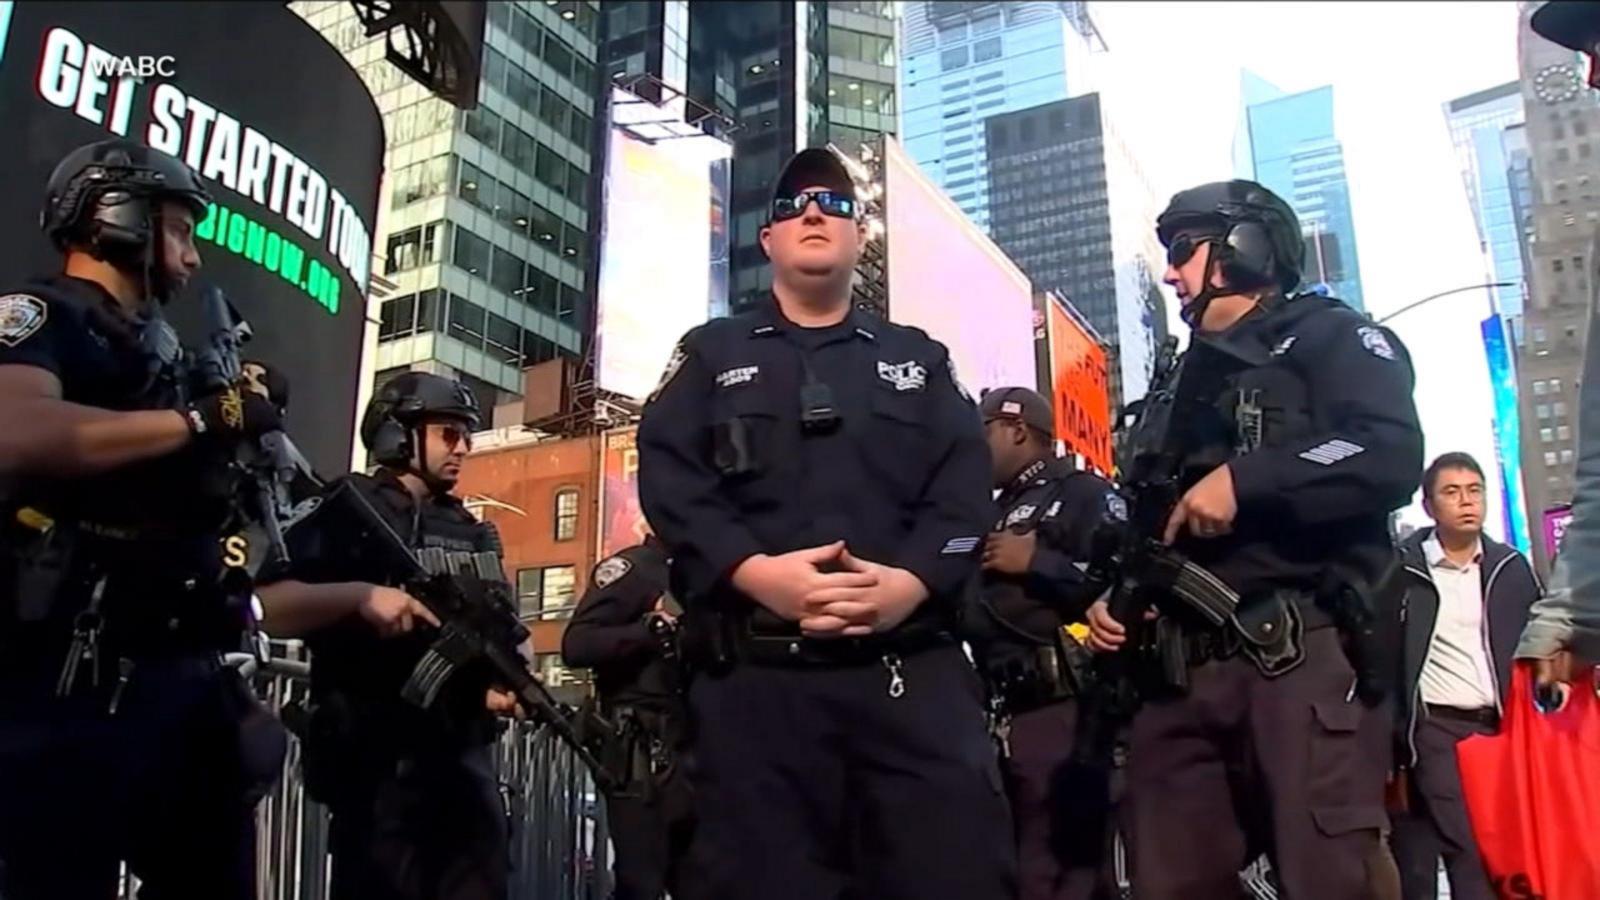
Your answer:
[732,541,929,639]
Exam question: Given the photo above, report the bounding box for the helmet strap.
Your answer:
[1180,244,1227,330]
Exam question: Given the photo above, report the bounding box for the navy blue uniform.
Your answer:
[265,471,509,900]
[1125,295,1422,900]
[0,275,277,900]
[638,300,1014,900]
[970,458,1118,900]
[563,540,706,900]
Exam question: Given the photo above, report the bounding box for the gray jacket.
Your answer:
[1398,528,1538,767]
[1518,293,1600,662]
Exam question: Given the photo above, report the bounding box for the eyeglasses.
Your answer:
[1436,484,1484,503]
[435,423,474,452]
[1165,233,1217,268]
[771,190,856,223]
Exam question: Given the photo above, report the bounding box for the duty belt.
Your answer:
[732,619,955,668]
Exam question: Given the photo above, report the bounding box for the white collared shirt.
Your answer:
[1419,534,1498,710]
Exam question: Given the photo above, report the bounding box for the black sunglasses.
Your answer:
[772,190,856,223]
[1166,233,1218,268]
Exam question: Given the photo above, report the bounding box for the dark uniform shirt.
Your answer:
[562,541,678,709]
[1174,295,1423,597]
[972,457,1116,652]
[637,300,991,640]
[0,275,233,652]
[266,470,501,748]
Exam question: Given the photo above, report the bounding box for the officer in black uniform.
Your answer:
[638,147,1014,900]
[970,386,1118,900]
[256,372,516,900]
[562,535,705,900]
[0,139,286,899]
[1085,180,1420,900]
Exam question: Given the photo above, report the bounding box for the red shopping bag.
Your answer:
[1457,661,1600,900]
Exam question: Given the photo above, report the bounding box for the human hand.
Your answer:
[1163,464,1237,544]
[486,688,522,718]
[358,585,441,638]
[186,386,283,442]
[803,549,929,638]
[983,530,1037,576]
[731,542,879,625]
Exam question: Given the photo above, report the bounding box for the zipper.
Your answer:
[1480,553,1516,715]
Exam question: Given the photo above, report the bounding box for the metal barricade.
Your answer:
[117,643,610,900]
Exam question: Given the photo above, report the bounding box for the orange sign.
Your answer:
[599,426,650,560]
[1046,298,1113,475]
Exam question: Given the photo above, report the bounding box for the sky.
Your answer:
[1081,0,1525,535]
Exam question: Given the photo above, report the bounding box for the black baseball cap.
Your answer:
[980,387,1054,436]
[769,147,856,220]
[1532,1,1600,52]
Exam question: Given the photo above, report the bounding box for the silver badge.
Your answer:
[1004,504,1038,528]
[1105,493,1129,523]
[594,556,633,589]
[0,294,47,348]
[878,360,928,392]
[1356,326,1396,361]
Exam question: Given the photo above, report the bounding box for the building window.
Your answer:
[1547,451,1559,466]
[384,222,440,274]
[516,565,577,618]
[1559,425,1572,440]
[1582,143,1593,160]
[940,46,968,72]
[1542,427,1555,443]
[451,227,491,276]
[1562,449,1576,464]
[1553,378,1564,393]
[1555,401,1569,417]
[972,37,1002,63]
[1538,403,1551,420]
[1534,379,1548,395]
[554,487,580,542]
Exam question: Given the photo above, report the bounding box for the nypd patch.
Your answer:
[878,360,927,392]
[594,556,633,589]
[1105,493,1129,523]
[1356,326,1396,361]
[1004,504,1038,528]
[648,343,688,403]
[0,294,47,348]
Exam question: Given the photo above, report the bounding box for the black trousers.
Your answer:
[326,744,509,900]
[0,655,272,900]
[605,762,707,900]
[1002,699,1117,900]
[1391,710,1498,900]
[687,643,1016,900]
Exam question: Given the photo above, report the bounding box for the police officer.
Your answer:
[562,535,705,900]
[0,139,286,898]
[1085,180,1421,899]
[256,372,516,900]
[970,387,1118,900]
[638,147,1014,900]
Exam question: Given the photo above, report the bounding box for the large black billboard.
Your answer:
[0,1,384,473]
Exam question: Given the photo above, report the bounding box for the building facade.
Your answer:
[1235,75,1366,312]
[1515,0,1600,571]
[1445,82,1530,321]
[293,1,602,469]
[899,1,1100,235]
[602,1,898,313]
[986,93,1167,410]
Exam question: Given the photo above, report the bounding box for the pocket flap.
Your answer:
[871,390,926,426]
[1312,700,1362,733]
[1311,804,1387,837]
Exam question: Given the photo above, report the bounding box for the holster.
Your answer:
[3,508,80,627]
[986,633,1088,715]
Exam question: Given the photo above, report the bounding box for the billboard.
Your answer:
[0,1,383,474]
[598,426,649,561]
[1042,293,1113,475]
[882,137,1035,398]
[595,86,732,401]
[1481,314,1531,554]
[1543,506,1573,561]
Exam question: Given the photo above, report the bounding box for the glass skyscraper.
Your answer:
[900,1,1101,235]
[1445,82,1529,320]
[295,0,602,462]
[1235,73,1366,312]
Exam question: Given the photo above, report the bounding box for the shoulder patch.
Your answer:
[647,343,688,403]
[594,555,633,589]
[0,294,47,348]
[1355,325,1395,361]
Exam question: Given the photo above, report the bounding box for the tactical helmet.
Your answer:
[1157,180,1304,294]
[41,139,212,258]
[361,371,482,467]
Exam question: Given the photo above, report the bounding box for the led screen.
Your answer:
[1481,314,1531,554]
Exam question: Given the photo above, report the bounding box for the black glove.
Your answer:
[185,386,284,442]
